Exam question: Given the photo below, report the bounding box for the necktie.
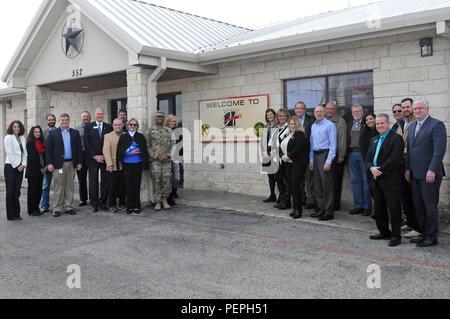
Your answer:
[98,123,102,137]
[414,122,421,138]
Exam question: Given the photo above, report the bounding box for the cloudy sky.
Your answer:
[0,0,377,88]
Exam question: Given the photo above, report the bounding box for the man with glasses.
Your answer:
[391,104,405,136]
[75,111,91,207]
[405,99,447,247]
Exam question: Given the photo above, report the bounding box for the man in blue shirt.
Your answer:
[45,114,82,217]
[309,105,337,221]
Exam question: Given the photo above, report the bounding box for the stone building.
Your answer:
[1,0,449,209]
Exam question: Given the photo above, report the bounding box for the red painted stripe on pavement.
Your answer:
[110,212,450,271]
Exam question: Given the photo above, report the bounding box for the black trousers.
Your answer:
[27,174,44,215]
[285,162,307,211]
[400,175,419,231]
[88,162,108,208]
[411,178,442,241]
[4,164,24,220]
[373,184,402,238]
[268,174,276,197]
[275,162,289,206]
[107,170,126,207]
[331,159,345,209]
[77,152,89,202]
[123,163,143,210]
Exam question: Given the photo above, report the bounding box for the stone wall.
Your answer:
[157,29,450,208]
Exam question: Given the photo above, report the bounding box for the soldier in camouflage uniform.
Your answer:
[147,112,176,211]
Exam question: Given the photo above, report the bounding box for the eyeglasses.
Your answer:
[129,124,138,127]
[392,110,403,114]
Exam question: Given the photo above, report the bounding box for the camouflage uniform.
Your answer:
[147,126,175,203]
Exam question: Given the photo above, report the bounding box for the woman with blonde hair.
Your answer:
[260,108,278,202]
[280,116,309,219]
[272,109,291,210]
[165,115,183,206]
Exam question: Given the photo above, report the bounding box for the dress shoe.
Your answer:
[349,208,364,215]
[278,203,291,210]
[289,211,296,217]
[41,208,50,214]
[126,209,133,215]
[78,201,88,207]
[403,230,422,239]
[306,203,316,210]
[167,197,176,206]
[311,211,324,218]
[109,207,118,213]
[134,209,141,215]
[119,206,127,212]
[388,237,401,247]
[93,207,99,213]
[410,236,425,244]
[362,208,372,216]
[102,205,109,212]
[417,239,438,247]
[53,212,61,218]
[318,214,334,221]
[263,195,277,203]
[369,234,391,240]
[16,217,24,221]
[291,210,302,219]
[66,210,76,215]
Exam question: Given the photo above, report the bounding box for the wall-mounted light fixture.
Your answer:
[420,38,433,57]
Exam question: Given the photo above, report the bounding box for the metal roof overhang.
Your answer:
[197,7,450,65]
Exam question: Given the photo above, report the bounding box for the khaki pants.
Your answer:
[52,161,75,213]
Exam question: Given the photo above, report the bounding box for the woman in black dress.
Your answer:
[26,126,46,216]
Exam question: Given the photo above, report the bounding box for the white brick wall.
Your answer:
[157,28,450,208]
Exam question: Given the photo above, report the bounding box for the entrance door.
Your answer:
[157,92,182,127]
[110,98,127,122]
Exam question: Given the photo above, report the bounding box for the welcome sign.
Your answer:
[199,95,269,143]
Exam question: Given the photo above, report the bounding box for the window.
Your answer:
[284,71,374,122]
[157,92,182,127]
[110,98,127,122]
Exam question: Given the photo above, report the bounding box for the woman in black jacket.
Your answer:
[26,126,46,216]
[360,112,378,161]
[280,116,309,219]
[116,118,149,214]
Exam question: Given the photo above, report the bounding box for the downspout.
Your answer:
[147,56,167,127]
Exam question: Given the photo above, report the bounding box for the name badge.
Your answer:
[93,126,98,129]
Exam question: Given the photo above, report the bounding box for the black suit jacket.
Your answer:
[303,114,315,141]
[117,132,150,170]
[45,128,82,170]
[26,141,45,179]
[365,130,404,190]
[286,130,309,165]
[84,122,113,163]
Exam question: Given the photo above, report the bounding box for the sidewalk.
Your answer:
[177,189,450,236]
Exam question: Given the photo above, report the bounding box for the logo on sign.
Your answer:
[61,18,85,58]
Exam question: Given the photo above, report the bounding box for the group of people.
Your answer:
[261,98,447,247]
[4,108,182,220]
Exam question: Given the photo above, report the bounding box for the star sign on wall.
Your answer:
[61,19,85,58]
[63,27,83,54]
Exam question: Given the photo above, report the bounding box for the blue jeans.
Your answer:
[40,171,53,210]
[348,152,371,209]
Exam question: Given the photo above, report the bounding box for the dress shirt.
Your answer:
[373,129,390,167]
[309,118,337,164]
[403,118,409,131]
[61,128,72,160]
[415,114,430,137]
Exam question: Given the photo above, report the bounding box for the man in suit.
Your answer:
[45,114,82,217]
[40,114,57,213]
[405,99,447,247]
[75,111,91,207]
[366,114,404,247]
[84,108,113,212]
[294,101,315,209]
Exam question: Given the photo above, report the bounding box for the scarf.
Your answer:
[35,140,45,153]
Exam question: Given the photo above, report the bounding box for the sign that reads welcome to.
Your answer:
[199,95,269,143]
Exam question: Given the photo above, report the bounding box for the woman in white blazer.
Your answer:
[4,120,27,221]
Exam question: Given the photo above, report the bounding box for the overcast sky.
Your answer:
[0,0,377,88]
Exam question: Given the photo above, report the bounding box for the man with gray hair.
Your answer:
[366,113,404,247]
[405,99,447,247]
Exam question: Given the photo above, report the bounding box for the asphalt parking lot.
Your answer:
[0,193,448,299]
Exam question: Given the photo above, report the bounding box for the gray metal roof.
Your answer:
[85,0,251,53]
[201,0,450,52]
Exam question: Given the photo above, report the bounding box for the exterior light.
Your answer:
[420,38,433,57]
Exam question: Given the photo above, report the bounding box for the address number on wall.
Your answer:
[72,68,83,78]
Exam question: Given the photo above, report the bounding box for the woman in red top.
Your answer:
[26,126,46,216]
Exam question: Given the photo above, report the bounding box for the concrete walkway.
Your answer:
[177,189,450,236]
